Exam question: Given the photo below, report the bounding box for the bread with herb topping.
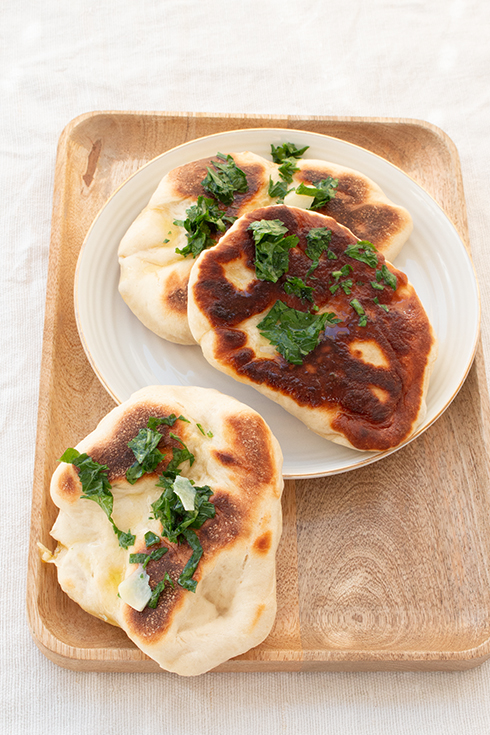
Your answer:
[118,152,277,344]
[47,385,283,675]
[187,205,437,452]
[118,148,413,346]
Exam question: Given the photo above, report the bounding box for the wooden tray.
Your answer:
[27,111,490,673]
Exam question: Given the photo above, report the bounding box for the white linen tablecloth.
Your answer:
[2,0,490,732]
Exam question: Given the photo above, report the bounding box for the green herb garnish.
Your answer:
[248,219,299,282]
[370,281,384,291]
[144,531,161,547]
[201,153,248,205]
[59,449,135,549]
[174,196,235,258]
[129,546,168,569]
[270,142,309,163]
[268,177,291,202]
[305,227,336,276]
[126,415,189,485]
[344,240,378,268]
[378,264,397,291]
[296,177,338,210]
[277,158,300,184]
[257,300,340,364]
[151,480,216,592]
[350,298,368,327]
[284,276,314,302]
[148,573,174,609]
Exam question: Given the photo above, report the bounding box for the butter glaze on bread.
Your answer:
[188,205,437,452]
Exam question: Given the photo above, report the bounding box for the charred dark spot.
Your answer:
[253,530,272,554]
[213,451,238,466]
[57,466,80,502]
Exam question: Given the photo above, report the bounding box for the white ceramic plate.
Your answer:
[75,128,480,479]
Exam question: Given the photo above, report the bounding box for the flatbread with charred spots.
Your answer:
[187,205,437,452]
[118,152,277,344]
[117,146,413,345]
[46,385,284,676]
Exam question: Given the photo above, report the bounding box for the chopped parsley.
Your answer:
[148,573,174,609]
[248,219,299,282]
[151,479,216,592]
[59,449,135,549]
[126,415,189,485]
[269,142,309,199]
[129,546,168,570]
[257,300,340,364]
[378,264,397,290]
[296,177,338,210]
[201,153,248,205]
[144,531,161,547]
[174,196,236,258]
[350,298,368,327]
[277,158,300,184]
[305,227,336,276]
[268,177,290,202]
[284,276,314,302]
[344,240,378,268]
[270,142,309,163]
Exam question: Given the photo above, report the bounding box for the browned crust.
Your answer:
[296,166,406,250]
[167,155,270,217]
[191,205,435,451]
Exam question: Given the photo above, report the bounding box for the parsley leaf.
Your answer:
[344,240,378,268]
[257,300,340,364]
[277,158,299,184]
[248,219,299,282]
[126,415,192,484]
[350,298,368,327]
[151,481,215,592]
[129,546,168,569]
[126,428,165,485]
[59,449,135,549]
[284,276,314,302]
[201,153,248,205]
[174,196,235,258]
[268,177,290,202]
[147,414,188,430]
[296,178,338,210]
[144,531,161,547]
[148,573,174,609]
[379,264,397,291]
[270,142,309,163]
[305,227,336,276]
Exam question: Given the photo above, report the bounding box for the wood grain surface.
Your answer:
[27,112,490,672]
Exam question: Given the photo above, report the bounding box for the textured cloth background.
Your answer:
[2,0,490,732]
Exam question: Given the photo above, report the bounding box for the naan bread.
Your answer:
[118,149,412,345]
[188,205,437,452]
[47,386,283,675]
[118,152,277,344]
[292,159,413,261]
